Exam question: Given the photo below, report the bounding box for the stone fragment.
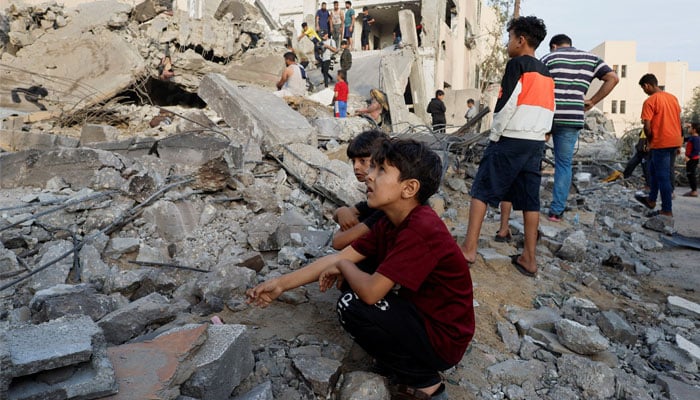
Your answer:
[527,327,574,355]
[630,232,663,250]
[667,295,700,318]
[292,357,342,397]
[29,240,73,292]
[556,230,587,262]
[477,248,513,270]
[595,310,637,346]
[80,124,120,144]
[655,374,700,400]
[97,292,183,345]
[557,354,615,400]
[312,117,373,142]
[507,307,561,335]
[142,200,201,242]
[555,319,609,355]
[338,371,390,400]
[29,283,118,322]
[675,334,700,363]
[232,380,274,400]
[106,324,207,400]
[105,237,140,259]
[650,341,697,373]
[613,369,654,400]
[156,132,243,168]
[485,359,546,386]
[246,212,281,251]
[497,320,521,353]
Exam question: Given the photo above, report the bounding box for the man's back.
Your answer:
[643,91,682,149]
[285,64,306,96]
[541,47,612,127]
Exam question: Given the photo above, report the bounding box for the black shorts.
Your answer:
[470,137,544,211]
[361,30,370,46]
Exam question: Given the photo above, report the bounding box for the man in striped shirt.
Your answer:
[541,34,619,222]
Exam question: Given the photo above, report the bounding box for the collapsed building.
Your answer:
[1,1,700,400]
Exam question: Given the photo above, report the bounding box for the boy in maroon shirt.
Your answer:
[334,69,349,118]
[248,138,474,399]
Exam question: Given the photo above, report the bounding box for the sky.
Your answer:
[520,0,699,70]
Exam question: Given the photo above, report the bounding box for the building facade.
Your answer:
[588,41,700,135]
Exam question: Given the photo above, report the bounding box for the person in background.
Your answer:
[427,90,447,133]
[344,1,356,49]
[339,39,352,78]
[540,34,619,222]
[360,6,375,50]
[683,121,700,197]
[333,70,349,118]
[633,73,683,217]
[316,2,331,34]
[319,30,337,87]
[464,98,478,133]
[330,1,344,48]
[274,52,307,98]
[355,88,387,125]
[298,22,323,65]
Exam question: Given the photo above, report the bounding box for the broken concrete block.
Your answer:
[6,325,117,400]
[97,292,182,345]
[88,137,157,159]
[105,237,141,259]
[79,243,112,290]
[106,324,208,400]
[477,248,512,270]
[667,295,700,318]
[596,310,637,346]
[198,73,315,154]
[0,245,22,279]
[497,320,521,354]
[311,117,373,142]
[555,319,609,355]
[245,212,281,251]
[557,354,616,399]
[485,359,546,386]
[29,283,118,323]
[29,240,73,292]
[80,124,120,144]
[676,334,700,363]
[507,307,561,335]
[556,230,588,262]
[338,371,390,400]
[241,181,281,213]
[142,200,201,242]
[181,324,254,400]
[656,374,700,400]
[156,132,244,168]
[651,341,698,373]
[292,357,342,398]
[0,129,79,152]
[195,262,255,310]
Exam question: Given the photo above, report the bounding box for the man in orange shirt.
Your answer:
[634,73,683,217]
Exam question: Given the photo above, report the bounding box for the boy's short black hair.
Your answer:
[549,34,572,48]
[436,89,445,97]
[372,138,442,204]
[301,22,308,28]
[507,16,547,49]
[341,39,348,45]
[347,130,388,159]
[363,6,368,11]
[639,73,658,87]
[337,69,346,81]
[467,98,474,105]
[691,121,700,132]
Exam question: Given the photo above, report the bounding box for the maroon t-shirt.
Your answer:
[351,205,475,365]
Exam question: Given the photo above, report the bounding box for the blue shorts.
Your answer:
[470,137,544,211]
[344,26,352,39]
[335,101,347,117]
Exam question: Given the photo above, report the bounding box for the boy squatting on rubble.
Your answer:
[248,138,475,400]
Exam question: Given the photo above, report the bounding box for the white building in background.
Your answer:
[588,41,700,135]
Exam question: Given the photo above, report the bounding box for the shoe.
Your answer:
[391,383,447,400]
[494,231,512,243]
[511,255,536,277]
[547,213,562,222]
[682,191,699,197]
[634,194,656,209]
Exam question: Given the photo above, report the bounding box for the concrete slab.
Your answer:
[198,73,315,155]
[104,324,208,400]
[0,129,79,152]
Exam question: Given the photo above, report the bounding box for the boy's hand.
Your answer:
[319,265,342,292]
[335,207,360,230]
[246,278,284,308]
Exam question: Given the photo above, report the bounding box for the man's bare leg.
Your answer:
[497,201,512,238]
[460,198,487,263]
[516,210,539,274]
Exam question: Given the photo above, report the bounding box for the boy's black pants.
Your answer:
[336,290,451,388]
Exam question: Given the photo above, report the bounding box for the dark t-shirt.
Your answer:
[362,13,373,31]
[427,98,446,125]
[316,9,331,31]
[351,205,475,365]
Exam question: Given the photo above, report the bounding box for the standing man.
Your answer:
[316,2,331,35]
[427,90,447,133]
[541,34,619,222]
[274,52,307,98]
[460,16,554,276]
[344,1,356,49]
[634,74,683,217]
[360,6,375,50]
[319,30,337,88]
[330,1,344,48]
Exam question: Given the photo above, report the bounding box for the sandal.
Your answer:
[494,231,512,243]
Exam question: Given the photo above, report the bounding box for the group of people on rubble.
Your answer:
[250,9,697,400]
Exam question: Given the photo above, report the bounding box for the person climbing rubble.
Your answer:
[355,88,389,127]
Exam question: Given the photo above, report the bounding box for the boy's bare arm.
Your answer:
[336,259,394,304]
[331,222,370,250]
[333,206,360,229]
[247,246,364,307]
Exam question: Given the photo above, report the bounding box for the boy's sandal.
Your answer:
[494,232,512,243]
[391,383,446,400]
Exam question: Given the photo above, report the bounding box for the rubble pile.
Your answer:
[0,2,699,400]
[1,1,68,52]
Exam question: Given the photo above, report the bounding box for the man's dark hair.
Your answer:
[347,130,388,159]
[507,16,547,49]
[363,6,368,11]
[467,98,474,105]
[341,39,348,45]
[436,89,445,97]
[549,34,572,48]
[639,73,658,87]
[691,121,700,132]
[283,52,297,62]
[337,69,346,81]
[372,138,442,204]
[346,1,352,6]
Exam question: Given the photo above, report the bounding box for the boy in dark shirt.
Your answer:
[248,138,474,400]
[684,121,700,197]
